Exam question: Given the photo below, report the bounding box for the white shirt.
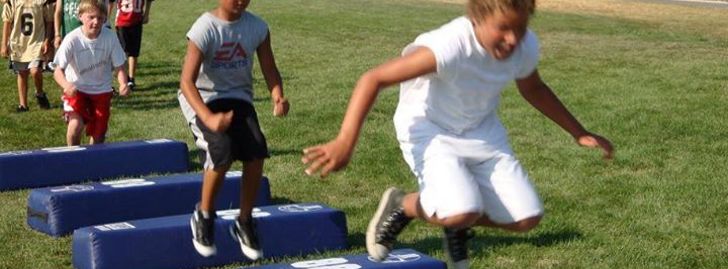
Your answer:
[54,27,126,94]
[395,16,539,135]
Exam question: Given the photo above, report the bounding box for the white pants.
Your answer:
[395,113,543,224]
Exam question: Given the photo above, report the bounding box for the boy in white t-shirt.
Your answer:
[53,0,129,146]
[302,0,613,268]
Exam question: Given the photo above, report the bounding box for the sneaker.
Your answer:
[16,105,29,113]
[443,227,474,269]
[36,93,50,109]
[44,62,56,73]
[190,204,217,257]
[366,187,412,261]
[230,218,263,260]
[127,79,135,92]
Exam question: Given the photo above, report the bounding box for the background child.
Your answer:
[302,0,613,268]
[53,0,112,49]
[109,0,152,91]
[1,0,53,112]
[53,0,128,145]
[179,0,289,260]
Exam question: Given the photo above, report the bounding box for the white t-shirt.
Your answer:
[394,16,539,135]
[53,27,127,94]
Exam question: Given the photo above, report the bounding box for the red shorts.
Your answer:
[62,91,113,139]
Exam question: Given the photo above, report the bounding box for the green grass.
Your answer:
[1,0,727,268]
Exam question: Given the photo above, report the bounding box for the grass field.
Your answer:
[1,0,727,268]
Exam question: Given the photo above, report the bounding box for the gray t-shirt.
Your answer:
[184,11,268,104]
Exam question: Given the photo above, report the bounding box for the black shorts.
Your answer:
[191,99,269,169]
[116,24,143,57]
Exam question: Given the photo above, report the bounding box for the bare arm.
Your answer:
[54,67,76,96]
[515,69,613,159]
[142,0,151,24]
[54,0,62,48]
[302,46,437,177]
[1,21,10,58]
[256,31,288,117]
[179,39,232,132]
[115,65,129,96]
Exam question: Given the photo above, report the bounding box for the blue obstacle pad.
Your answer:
[27,171,271,236]
[0,139,189,191]
[244,249,446,269]
[72,203,348,269]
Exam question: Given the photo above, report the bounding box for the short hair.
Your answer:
[77,0,108,18]
[466,0,536,22]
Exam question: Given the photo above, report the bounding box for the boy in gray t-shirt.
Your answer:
[178,0,289,260]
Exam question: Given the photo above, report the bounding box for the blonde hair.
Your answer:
[77,0,108,18]
[466,0,536,22]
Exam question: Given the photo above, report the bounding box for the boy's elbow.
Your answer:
[358,70,387,90]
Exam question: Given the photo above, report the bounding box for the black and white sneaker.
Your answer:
[36,93,50,109]
[190,205,217,257]
[366,187,412,261]
[230,218,263,260]
[443,227,474,269]
[126,79,135,92]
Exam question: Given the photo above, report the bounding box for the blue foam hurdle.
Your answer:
[72,203,348,269]
[0,139,189,191]
[244,249,446,269]
[27,171,271,236]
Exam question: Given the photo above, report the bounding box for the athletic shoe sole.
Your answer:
[230,222,263,260]
[190,217,216,257]
[366,187,401,261]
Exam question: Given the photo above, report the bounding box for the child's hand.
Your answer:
[119,84,130,97]
[54,36,62,49]
[0,45,7,58]
[202,111,234,133]
[63,85,78,97]
[273,97,289,117]
[302,138,353,178]
[577,133,614,160]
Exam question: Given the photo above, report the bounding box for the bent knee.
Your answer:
[438,212,481,229]
[509,215,542,232]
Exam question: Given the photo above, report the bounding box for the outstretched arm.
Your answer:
[515,69,613,159]
[302,47,437,177]
[256,31,288,117]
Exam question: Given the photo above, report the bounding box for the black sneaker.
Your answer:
[190,204,217,257]
[443,227,474,269]
[366,187,412,261]
[36,93,50,109]
[230,218,263,260]
[16,105,29,113]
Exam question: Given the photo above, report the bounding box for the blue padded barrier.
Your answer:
[72,203,348,269]
[27,171,271,236]
[0,139,189,191]
[244,249,446,269]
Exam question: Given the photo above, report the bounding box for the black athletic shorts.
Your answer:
[116,24,143,57]
[191,99,269,169]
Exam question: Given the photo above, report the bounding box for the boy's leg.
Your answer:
[16,70,29,109]
[86,92,113,144]
[127,56,136,83]
[30,64,50,109]
[231,158,264,260]
[191,166,228,257]
[66,113,84,146]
